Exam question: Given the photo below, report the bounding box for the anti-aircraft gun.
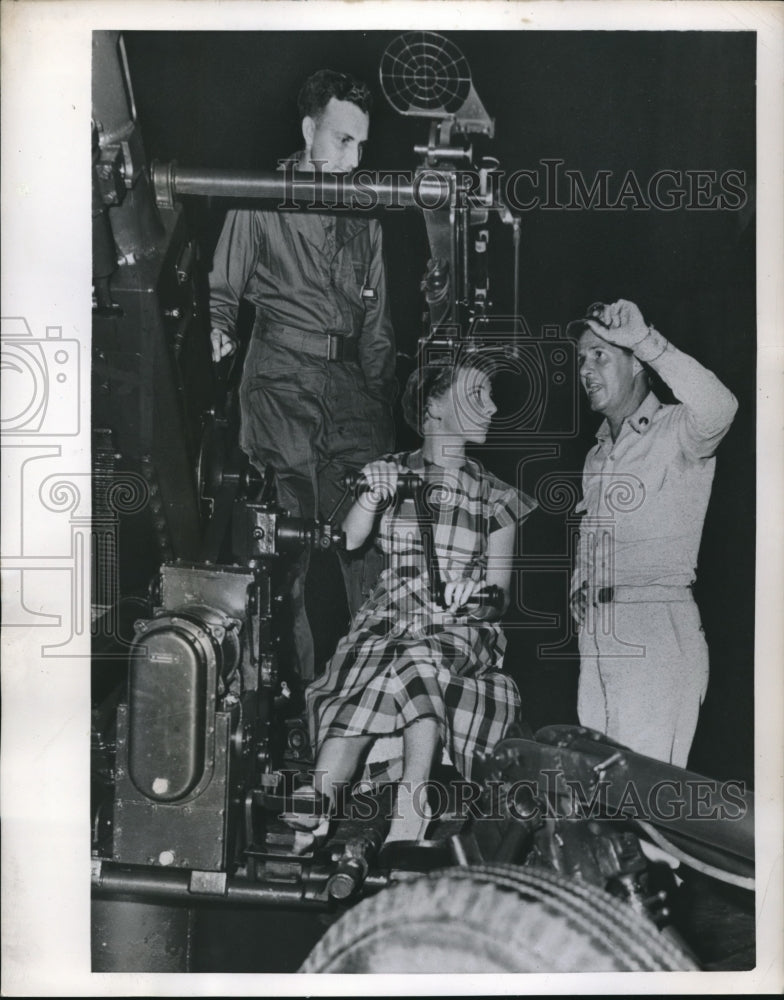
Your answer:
[90,30,754,974]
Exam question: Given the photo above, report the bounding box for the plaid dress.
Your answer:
[305,449,536,780]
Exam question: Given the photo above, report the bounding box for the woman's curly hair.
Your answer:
[401,354,490,436]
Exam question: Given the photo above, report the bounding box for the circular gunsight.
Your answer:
[380,32,472,116]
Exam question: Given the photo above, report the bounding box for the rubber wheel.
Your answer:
[300,864,699,973]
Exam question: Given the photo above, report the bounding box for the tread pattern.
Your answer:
[300,864,699,973]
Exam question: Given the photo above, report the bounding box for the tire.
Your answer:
[300,864,699,973]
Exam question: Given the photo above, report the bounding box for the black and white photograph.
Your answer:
[2,1,783,995]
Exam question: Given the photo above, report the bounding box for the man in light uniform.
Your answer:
[569,299,737,767]
[209,70,396,682]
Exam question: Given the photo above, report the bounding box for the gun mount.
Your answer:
[90,30,754,975]
[91,458,754,972]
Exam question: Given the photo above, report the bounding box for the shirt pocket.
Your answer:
[351,260,367,286]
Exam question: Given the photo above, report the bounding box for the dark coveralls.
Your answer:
[209,204,396,681]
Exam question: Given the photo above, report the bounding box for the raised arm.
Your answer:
[634,324,738,458]
[583,299,738,458]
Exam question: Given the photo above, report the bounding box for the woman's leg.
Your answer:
[287,734,374,852]
[314,734,375,809]
[385,717,440,843]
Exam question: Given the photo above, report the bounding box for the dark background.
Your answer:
[122,29,756,784]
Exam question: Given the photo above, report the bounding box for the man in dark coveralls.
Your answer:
[209,70,396,682]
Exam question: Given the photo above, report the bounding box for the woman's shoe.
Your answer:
[290,817,331,856]
[280,785,332,833]
[383,782,433,845]
[377,788,441,869]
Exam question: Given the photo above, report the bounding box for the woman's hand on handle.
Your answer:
[442,578,484,613]
[342,458,403,551]
[358,459,401,510]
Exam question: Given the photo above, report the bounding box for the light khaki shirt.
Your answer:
[573,329,738,593]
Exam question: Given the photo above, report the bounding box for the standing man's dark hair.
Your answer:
[209,69,396,684]
[297,69,373,119]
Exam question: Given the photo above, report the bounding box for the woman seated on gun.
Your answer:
[292,357,536,850]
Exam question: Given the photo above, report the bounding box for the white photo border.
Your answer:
[1,1,782,995]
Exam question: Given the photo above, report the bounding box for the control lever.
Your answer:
[448,583,504,612]
[341,471,505,614]
[433,582,504,617]
[342,469,424,499]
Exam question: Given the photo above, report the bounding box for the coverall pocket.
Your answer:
[361,393,395,456]
[245,336,322,379]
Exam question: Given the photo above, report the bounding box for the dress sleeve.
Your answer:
[489,481,538,533]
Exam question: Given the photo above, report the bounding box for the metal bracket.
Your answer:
[189,870,228,896]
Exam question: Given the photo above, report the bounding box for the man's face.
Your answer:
[577,329,638,421]
[302,97,369,174]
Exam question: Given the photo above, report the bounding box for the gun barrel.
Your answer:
[152,163,452,210]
